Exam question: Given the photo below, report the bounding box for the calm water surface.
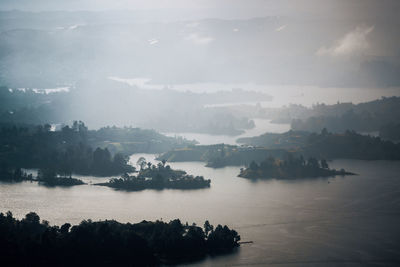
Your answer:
[1,154,400,266]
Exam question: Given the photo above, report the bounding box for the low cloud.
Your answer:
[317,25,374,57]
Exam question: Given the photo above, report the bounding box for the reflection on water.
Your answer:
[2,155,400,266]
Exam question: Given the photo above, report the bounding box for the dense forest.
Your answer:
[239,155,353,180]
[0,211,240,266]
[0,121,135,177]
[97,158,211,191]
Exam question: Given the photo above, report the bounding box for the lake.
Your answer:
[1,154,400,266]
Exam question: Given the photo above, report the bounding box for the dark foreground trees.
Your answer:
[0,211,240,266]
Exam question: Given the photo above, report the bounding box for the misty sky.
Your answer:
[2,0,399,20]
[0,0,399,88]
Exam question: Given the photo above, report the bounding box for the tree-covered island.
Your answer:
[0,211,240,266]
[96,158,211,191]
[239,155,355,180]
[36,168,85,186]
[0,167,85,187]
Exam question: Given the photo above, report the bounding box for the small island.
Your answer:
[0,166,84,186]
[239,155,355,180]
[37,168,85,186]
[1,211,240,266]
[96,159,211,191]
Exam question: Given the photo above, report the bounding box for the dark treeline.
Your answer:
[304,129,400,160]
[0,211,240,266]
[0,121,134,177]
[237,129,400,160]
[97,158,211,191]
[290,97,400,133]
[239,154,353,180]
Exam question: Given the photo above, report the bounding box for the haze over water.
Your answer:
[1,0,400,266]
